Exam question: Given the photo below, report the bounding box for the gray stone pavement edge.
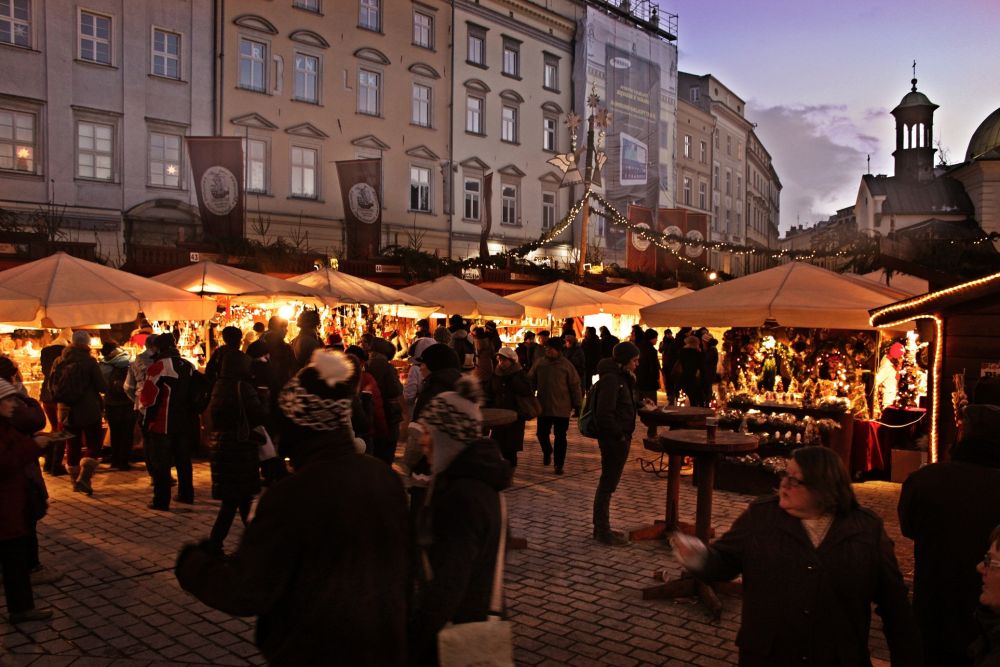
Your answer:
[1,422,912,666]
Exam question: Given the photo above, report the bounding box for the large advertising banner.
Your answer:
[626,204,655,274]
[605,45,659,207]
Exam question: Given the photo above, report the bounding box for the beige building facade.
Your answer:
[675,95,715,238]
[745,128,779,273]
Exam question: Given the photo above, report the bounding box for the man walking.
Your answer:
[635,328,661,404]
[528,337,581,474]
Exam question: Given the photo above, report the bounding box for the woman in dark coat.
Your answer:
[678,335,704,406]
[206,351,266,553]
[487,347,533,470]
[672,446,921,667]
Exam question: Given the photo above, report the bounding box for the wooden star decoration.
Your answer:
[564,111,581,134]
[587,92,601,109]
[595,108,612,129]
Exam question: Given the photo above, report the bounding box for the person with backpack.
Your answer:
[528,337,581,475]
[39,328,71,476]
[139,333,200,511]
[49,330,107,496]
[99,342,134,471]
[592,342,641,546]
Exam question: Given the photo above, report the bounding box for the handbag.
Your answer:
[436,495,514,667]
[514,393,542,420]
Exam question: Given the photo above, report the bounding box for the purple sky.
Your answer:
[666,0,1000,234]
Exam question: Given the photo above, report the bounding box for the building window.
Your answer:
[713,163,719,190]
[699,182,707,209]
[148,131,181,188]
[244,138,267,193]
[467,26,485,66]
[1,0,31,48]
[501,106,517,143]
[294,53,319,103]
[463,177,480,220]
[726,134,732,156]
[543,54,559,91]
[357,68,380,116]
[466,96,483,134]
[151,28,180,79]
[683,177,692,205]
[79,10,112,65]
[542,116,557,152]
[725,169,731,196]
[412,83,431,127]
[502,39,519,77]
[501,184,517,225]
[700,140,707,163]
[294,0,320,11]
[409,165,431,212]
[714,130,719,149]
[683,134,691,159]
[413,11,432,48]
[689,86,699,102]
[542,191,555,229]
[359,0,380,32]
[239,38,267,92]
[77,121,113,180]
[0,109,35,173]
[291,146,317,198]
[737,175,742,199]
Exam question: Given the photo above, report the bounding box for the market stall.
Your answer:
[506,280,638,319]
[399,274,525,320]
[605,283,676,308]
[288,268,437,319]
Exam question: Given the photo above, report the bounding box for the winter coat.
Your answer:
[696,496,921,667]
[562,343,586,384]
[176,430,410,666]
[359,371,388,438]
[635,339,661,391]
[204,344,240,390]
[51,345,107,428]
[139,349,195,435]
[599,332,619,359]
[488,363,532,456]
[594,358,638,440]
[208,359,267,502]
[898,456,1000,664]
[0,419,41,540]
[291,329,323,369]
[528,354,581,418]
[451,330,477,371]
[100,347,133,408]
[124,349,155,410]
[260,330,300,393]
[409,438,511,665]
[701,345,720,389]
[582,335,602,379]
[971,608,1000,667]
[368,343,403,425]
[39,343,66,403]
[678,346,703,404]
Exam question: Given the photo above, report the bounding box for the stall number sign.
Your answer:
[982,362,1000,378]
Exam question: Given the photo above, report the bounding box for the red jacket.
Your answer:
[360,372,387,438]
[0,420,41,540]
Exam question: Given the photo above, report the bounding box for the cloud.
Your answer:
[747,102,881,231]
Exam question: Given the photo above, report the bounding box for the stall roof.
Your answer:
[152,261,320,302]
[507,280,639,319]
[605,283,675,308]
[640,262,913,330]
[869,269,1000,327]
[399,274,524,319]
[289,268,437,318]
[857,270,928,297]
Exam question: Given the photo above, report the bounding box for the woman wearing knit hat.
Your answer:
[176,349,409,665]
[409,375,511,665]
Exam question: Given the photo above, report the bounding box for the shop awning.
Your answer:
[640,262,914,330]
[0,252,216,326]
[507,280,638,319]
[855,269,928,296]
[151,261,321,303]
[660,286,695,300]
[605,283,675,308]
[288,268,437,318]
[399,274,525,319]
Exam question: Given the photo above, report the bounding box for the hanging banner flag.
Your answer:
[685,213,709,266]
[336,158,382,259]
[656,208,687,274]
[185,136,244,240]
[479,172,493,260]
[626,204,656,274]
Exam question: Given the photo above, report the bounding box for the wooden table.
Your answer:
[635,429,758,618]
[637,406,716,475]
[481,408,518,429]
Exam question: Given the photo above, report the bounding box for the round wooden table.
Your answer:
[637,429,759,617]
[638,406,716,438]
[481,408,517,428]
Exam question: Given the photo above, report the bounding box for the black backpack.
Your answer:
[51,360,89,405]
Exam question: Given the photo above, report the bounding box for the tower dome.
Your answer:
[891,76,937,182]
[966,107,1000,161]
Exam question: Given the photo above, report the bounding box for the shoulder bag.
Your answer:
[436,494,514,667]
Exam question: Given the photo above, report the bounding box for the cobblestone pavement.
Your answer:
[1,424,912,666]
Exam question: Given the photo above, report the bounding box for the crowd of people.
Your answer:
[1,313,998,667]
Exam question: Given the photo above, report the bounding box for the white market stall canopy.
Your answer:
[399,274,524,319]
[151,261,321,303]
[507,280,638,319]
[605,283,675,308]
[660,286,695,300]
[288,268,437,318]
[856,269,928,297]
[639,262,914,330]
[0,252,216,327]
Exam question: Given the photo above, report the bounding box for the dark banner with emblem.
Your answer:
[656,208,687,275]
[626,204,656,274]
[685,212,709,266]
[336,159,382,259]
[185,136,244,240]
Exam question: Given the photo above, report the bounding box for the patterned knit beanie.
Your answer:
[279,349,359,435]
[418,375,483,474]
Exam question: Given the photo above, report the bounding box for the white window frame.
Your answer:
[683,134,691,159]
[543,54,559,91]
[689,86,699,102]
[148,130,183,188]
[700,140,707,163]
[500,105,517,143]
[542,116,557,152]
[725,169,732,196]
[290,145,318,199]
[413,10,432,49]
[466,95,483,134]
[0,108,36,174]
[76,120,114,181]
[463,177,481,221]
[294,0,320,12]
[467,30,484,66]
[502,39,519,77]
[1,0,31,48]
[357,68,381,116]
[293,52,320,103]
[151,27,181,79]
[79,9,112,65]
[501,183,517,225]
[682,177,692,205]
[409,164,431,213]
[698,181,707,210]
[238,37,267,92]
[542,190,556,230]
[359,0,380,32]
[412,83,431,127]
[243,137,268,194]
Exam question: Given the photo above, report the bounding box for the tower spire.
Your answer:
[911,59,917,92]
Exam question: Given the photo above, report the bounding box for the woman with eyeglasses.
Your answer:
[671,445,921,666]
[972,524,1000,666]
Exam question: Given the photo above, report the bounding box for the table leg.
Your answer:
[630,453,686,542]
[694,455,716,542]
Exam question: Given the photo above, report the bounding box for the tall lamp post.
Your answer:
[548,89,609,281]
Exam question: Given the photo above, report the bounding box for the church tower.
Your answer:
[891,68,938,182]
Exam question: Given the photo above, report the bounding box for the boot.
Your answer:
[46,443,68,476]
[67,466,80,486]
[593,528,630,546]
[74,457,98,496]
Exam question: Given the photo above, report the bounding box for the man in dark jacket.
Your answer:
[562,332,586,385]
[592,342,640,546]
[598,326,619,360]
[99,342,134,471]
[528,337,581,474]
[515,331,538,370]
[204,326,244,390]
[635,328,661,404]
[290,310,323,368]
[177,350,410,665]
[363,333,405,464]
[39,328,71,475]
[410,375,510,665]
[50,330,107,495]
[261,317,300,393]
[581,327,602,390]
[899,379,1000,667]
